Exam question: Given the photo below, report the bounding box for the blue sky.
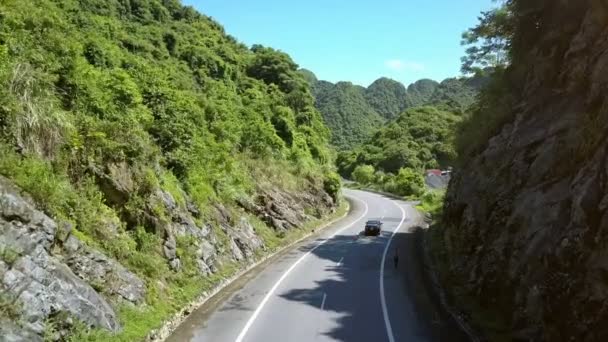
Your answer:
[183,0,495,87]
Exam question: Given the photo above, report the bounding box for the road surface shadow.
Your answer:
[279,223,470,342]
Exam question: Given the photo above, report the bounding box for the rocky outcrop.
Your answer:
[0,160,336,340]
[443,1,608,341]
[0,176,149,340]
[240,185,335,231]
[151,182,335,272]
[62,235,146,305]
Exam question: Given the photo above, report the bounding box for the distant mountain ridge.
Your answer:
[301,69,488,149]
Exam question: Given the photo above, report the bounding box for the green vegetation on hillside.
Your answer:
[0,0,339,339]
[429,75,488,114]
[364,77,407,120]
[298,68,318,86]
[337,106,460,176]
[405,79,439,107]
[0,0,334,214]
[455,1,515,162]
[309,69,485,151]
[336,106,459,195]
[312,81,384,150]
[460,3,513,74]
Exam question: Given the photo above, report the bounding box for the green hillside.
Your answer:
[406,79,439,107]
[0,0,335,210]
[364,77,408,120]
[312,80,384,150]
[308,71,485,151]
[337,106,460,178]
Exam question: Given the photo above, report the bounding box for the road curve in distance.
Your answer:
[166,189,470,342]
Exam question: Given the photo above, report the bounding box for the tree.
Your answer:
[313,81,384,150]
[336,107,461,177]
[323,171,341,202]
[247,45,301,94]
[461,1,515,74]
[352,165,375,184]
[364,77,407,120]
[393,168,424,197]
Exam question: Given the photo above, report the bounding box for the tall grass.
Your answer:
[6,63,73,158]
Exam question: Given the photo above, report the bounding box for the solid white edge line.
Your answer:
[380,197,407,342]
[234,196,369,342]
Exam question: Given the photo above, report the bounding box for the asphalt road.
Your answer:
[167,189,469,342]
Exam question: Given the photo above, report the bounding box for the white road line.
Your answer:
[320,293,327,311]
[336,257,344,267]
[234,197,369,342]
[379,198,407,342]
[316,293,329,338]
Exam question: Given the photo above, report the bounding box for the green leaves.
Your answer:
[247,45,300,93]
[313,81,384,150]
[352,165,375,185]
[392,168,425,197]
[338,106,460,178]
[311,75,484,151]
[365,78,408,120]
[0,0,333,210]
[461,3,515,74]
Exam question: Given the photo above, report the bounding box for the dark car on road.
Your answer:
[364,220,382,236]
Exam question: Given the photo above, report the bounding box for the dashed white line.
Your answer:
[234,197,369,342]
[336,257,344,267]
[379,198,407,342]
[316,293,328,337]
[320,293,327,311]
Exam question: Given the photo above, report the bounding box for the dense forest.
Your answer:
[0,0,341,340]
[311,80,384,149]
[307,69,486,151]
[310,68,487,195]
[364,77,408,120]
[337,106,459,175]
[336,106,459,195]
[0,0,340,230]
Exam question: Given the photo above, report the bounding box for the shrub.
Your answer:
[323,171,341,202]
[392,168,425,197]
[417,190,446,216]
[352,165,375,184]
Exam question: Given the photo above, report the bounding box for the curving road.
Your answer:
[167,189,469,342]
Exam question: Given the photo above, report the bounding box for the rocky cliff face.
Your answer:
[443,1,608,341]
[0,176,133,340]
[0,173,335,341]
